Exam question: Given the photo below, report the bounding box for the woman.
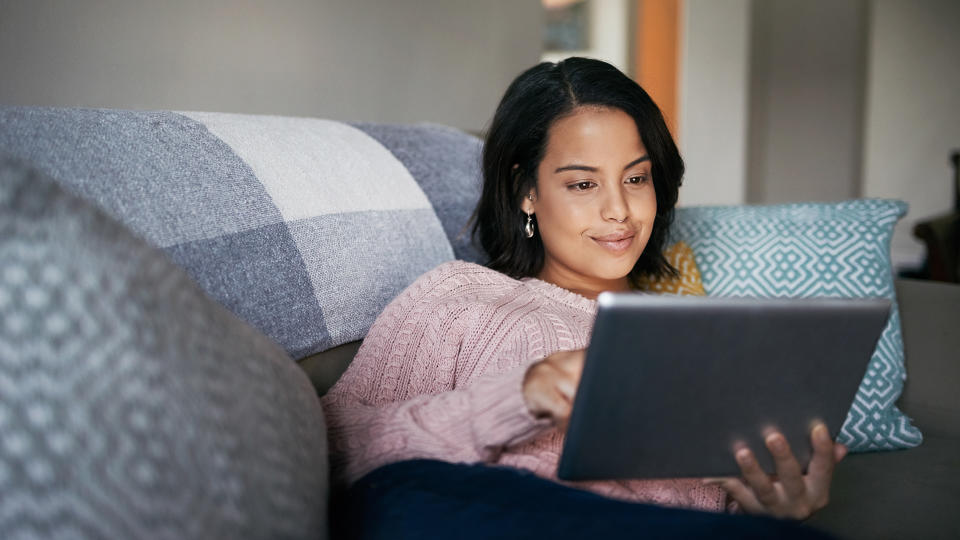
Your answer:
[322,57,844,535]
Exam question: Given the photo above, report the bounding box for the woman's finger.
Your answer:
[555,375,578,400]
[766,432,805,499]
[546,383,573,421]
[558,350,586,375]
[805,423,837,489]
[735,447,779,508]
[717,478,765,515]
[834,442,848,463]
[523,355,580,421]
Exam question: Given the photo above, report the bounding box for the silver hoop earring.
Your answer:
[525,212,535,238]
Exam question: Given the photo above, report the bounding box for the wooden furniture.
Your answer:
[912,151,960,283]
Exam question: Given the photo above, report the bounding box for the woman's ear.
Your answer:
[520,190,536,214]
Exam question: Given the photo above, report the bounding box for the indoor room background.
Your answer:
[1,0,957,273]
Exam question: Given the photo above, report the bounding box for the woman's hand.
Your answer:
[706,423,848,520]
[522,349,585,424]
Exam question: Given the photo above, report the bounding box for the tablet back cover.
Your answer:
[557,295,889,481]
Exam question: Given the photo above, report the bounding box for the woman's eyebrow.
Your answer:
[622,155,650,171]
[554,164,596,173]
[554,155,650,174]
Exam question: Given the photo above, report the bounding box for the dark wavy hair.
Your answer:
[471,57,684,284]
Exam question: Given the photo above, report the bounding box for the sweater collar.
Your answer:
[520,276,598,314]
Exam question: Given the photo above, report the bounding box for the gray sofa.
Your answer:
[1,106,957,539]
[806,278,960,539]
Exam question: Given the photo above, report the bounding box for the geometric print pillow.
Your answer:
[672,199,923,452]
[0,157,329,538]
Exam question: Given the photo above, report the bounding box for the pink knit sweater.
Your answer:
[321,260,726,512]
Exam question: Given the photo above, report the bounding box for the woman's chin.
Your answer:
[587,262,639,284]
[590,248,644,278]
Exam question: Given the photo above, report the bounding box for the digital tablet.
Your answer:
[556,294,890,481]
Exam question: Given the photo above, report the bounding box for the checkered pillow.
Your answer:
[672,200,922,452]
[0,107,482,360]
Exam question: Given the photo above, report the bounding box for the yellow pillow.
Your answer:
[635,241,706,296]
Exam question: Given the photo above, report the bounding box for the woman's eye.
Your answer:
[570,181,595,191]
[627,175,647,185]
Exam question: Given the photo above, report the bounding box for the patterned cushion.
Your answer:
[0,107,464,359]
[672,200,922,452]
[0,158,328,538]
[635,241,707,296]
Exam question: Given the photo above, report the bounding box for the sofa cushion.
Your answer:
[895,278,960,433]
[806,430,960,539]
[672,200,922,452]
[0,157,328,538]
[299,340,363,397]
[0,106,455,359]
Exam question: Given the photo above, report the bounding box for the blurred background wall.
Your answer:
[677,0,750,207]
[0,0,957,270]
[0,0,541,132]
[745,0,868,205]
[860,0,960,271]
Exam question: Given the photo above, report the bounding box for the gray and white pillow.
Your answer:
[0,107,459,359]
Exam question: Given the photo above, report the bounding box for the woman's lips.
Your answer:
[590,231,636,254]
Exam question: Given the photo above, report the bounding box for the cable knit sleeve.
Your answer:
[321,262,552,486]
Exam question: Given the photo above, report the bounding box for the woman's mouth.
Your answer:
[590,231,636,254]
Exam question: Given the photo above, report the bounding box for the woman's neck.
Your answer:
[536,266,631,300]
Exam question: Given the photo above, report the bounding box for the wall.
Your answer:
[0,0,542,133]
[677,0,751,207]
[746,0,868,204]
[861,0,960,269]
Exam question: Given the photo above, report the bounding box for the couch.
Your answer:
[1,106,957,539]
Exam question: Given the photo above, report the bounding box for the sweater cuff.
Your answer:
[468,365,552,450]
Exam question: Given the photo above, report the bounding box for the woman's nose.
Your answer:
[601,187,629,223]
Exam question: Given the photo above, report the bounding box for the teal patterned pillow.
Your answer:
[672,199,922,452]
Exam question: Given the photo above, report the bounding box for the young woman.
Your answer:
[322,57,844,536]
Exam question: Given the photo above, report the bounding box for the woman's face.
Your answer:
[522,106,657,299]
